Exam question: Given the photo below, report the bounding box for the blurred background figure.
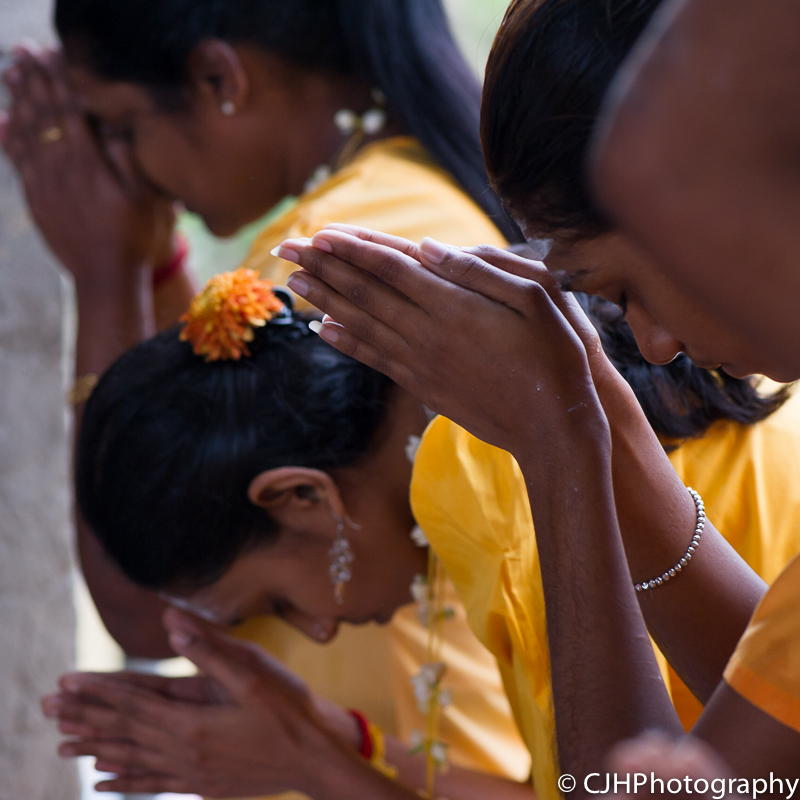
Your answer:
[0,3,512,800]
[0,0,77,799]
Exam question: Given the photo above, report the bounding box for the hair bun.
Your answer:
[179,269,285,362]
[269,287,297,325]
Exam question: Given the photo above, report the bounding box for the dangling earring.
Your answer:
[221,101,236,116]
[329,514,356,605]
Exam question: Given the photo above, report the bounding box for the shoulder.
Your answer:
[309,138,506,246]
[410,417,533,556]
[240,137,506,300]
[669,387,800,581]
[266,138,505,249]
[724,554,800,734]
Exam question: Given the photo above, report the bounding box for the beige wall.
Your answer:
[0,2,79,798]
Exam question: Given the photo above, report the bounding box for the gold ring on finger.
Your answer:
[39,126,64,145]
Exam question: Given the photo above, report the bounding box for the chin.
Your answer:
[721,362,800,382]
[199,213,249,239]
[720,364,756,380]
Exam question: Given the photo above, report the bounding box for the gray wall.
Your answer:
[0,1,78,798]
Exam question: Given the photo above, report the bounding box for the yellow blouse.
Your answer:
[410,390,800,800]
[233,136,529,800]
[239,136,507,301]
[724,554,800,732]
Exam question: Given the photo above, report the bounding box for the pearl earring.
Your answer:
[221,101,236,116]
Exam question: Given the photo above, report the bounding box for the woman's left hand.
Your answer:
[278,226,612,457]
[42,608,349,797]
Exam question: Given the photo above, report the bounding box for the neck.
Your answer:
[337,389,430,537]
[280,72,407,197]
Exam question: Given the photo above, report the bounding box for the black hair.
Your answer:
[477,0,790,432]
[578,294,792,446]
[79,301,792,594]
[481,0,661,236]
[76,316,393,592]
[55,0,520,241]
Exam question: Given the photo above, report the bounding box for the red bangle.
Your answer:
[153,234,189,289]
[348,709,373,759]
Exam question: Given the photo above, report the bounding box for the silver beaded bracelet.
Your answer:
[635,488,706,593]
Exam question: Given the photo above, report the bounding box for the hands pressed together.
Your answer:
[43,608,356,797]
[0,45,175,288]
[277,225,616,462]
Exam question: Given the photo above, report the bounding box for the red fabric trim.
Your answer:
[348,709,374,759]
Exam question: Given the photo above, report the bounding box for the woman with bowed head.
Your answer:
[233,0,800,788]
[44,270,533,799]
[45,246,800,799]
[0,0,526,788]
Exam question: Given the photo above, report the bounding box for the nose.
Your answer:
[285,610,339,644]
[625,304,684,366]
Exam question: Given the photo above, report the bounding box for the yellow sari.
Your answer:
[410,390,800,800]
[233,136,530,800]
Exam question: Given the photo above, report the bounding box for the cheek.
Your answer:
[133,126,200,199]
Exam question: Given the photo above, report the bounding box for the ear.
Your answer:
[186,39,250,114]
[248,467,346,519]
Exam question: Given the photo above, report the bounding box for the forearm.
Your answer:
[77,520,173,658]
[74,265,172,658]
[315,697,533,800]
[299,724,434,800]
[153,265,198,332]
[599,371,766,700]
[517,417,682,782]
[74,266,155,378]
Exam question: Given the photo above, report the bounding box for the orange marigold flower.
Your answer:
[179,269,285,362]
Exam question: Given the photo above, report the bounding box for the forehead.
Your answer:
[67,64,155,119]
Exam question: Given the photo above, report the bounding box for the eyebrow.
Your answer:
[551,268,597,293]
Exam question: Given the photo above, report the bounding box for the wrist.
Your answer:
[312,695,362,751]
[153,234,189,290]
[294,722,375,798]
[512,392,612,471]
[73,259,152,299]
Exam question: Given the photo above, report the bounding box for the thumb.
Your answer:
[102,136,153,200]
[167,623,260,704]
[461,243,555,287]
[460,243,605,358]
[418,238,533,307]
[164,607,311,700]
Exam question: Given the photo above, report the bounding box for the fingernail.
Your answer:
[62,675,81,694]
[60,744,77,757]
[420,237,450,265]
[311,235,333,254]
[286,274,309,297]
[274,245,299,264]
[309,321,339,343]
[169,631,193,650]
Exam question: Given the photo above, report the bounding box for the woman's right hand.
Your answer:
[0,46,175,290]
[42,608,361,798]
[279,226,611,462]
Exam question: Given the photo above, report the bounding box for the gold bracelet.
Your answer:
[367,721,398,780]
[69,374,99,406]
